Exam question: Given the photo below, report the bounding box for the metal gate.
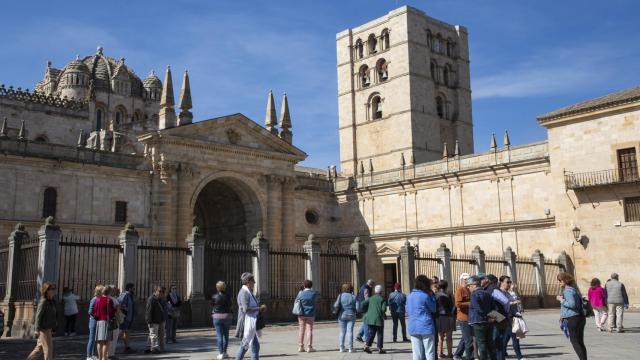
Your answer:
[204,242,254,301]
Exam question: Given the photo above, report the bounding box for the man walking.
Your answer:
[361,285,387,354]
[356,279,375,343]
[118,283,136,354]
[469,275,495,360]
[605,273,629,333]
[145,286,164,354]
[388,282,409,342]
[454,273,473,360]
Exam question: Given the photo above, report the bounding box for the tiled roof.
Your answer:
[537,86,640,123]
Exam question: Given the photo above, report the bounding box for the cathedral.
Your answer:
[0,5,639,310]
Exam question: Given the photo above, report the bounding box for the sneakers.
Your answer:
[378,349,387,354]
[356,336,364,343]
[298,346,305,352]
[339,346,345,353]
[216,354,224,360]
[348,348,354,353]
[306,347,315,353]
[363,346,372,354]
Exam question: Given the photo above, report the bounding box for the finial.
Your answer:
[359,161,365,175]
[490,133,497,150]
[400,152,406,167]
[503,130,510,147]
[149,70,156,77]
[368,158,374,173]
[120,57,125,63]
[410,152,415,165]
[158,65,177,129]
[47,60,52,68]
[97,46,103,55]
[75,54,80,60]
[278,93,293,144]
[442,142,449,159]
[454,140,460,157]
[18,120,26,140]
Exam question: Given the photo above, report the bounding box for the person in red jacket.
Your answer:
[93,286,115,360]
[587,278,608,331]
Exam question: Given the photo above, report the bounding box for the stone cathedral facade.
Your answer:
[0,6,639,306]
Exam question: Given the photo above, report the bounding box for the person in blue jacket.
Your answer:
[295,279,318,352]
[557,272,587,360]
[388,282,409,342]
[407,275,437,360]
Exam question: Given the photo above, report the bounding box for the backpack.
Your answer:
[581,297,595,318]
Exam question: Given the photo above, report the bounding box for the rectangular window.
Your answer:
[617,147,638,182]
[115,201,127,224]
[624,197,640,222]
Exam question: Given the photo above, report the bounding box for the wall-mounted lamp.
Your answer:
[572,225,583,245]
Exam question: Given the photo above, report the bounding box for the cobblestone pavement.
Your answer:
[1,309,637,359]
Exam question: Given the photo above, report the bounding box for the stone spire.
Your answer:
[400,152,406,167]
[368,159,374,173]
[503,130,511,147]
[265,90,278,135]
[178,70,193,126]
[0,117,7,138]
[279,93,292,144]
[77,129,85,147]
[490,133,497,150]
[18,120,26,140]
[454,140,460,157]
[442,142,449,159]
[158,65,177,129]
[359,161,365,175]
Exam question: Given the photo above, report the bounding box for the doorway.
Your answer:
[383,263,398,295]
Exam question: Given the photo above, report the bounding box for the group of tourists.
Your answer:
[586,273,630,333]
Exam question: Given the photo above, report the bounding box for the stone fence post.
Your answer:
[251,231,270,300]
[557,251,574,275]
[532,249,547,307]
[118,223,139,291]
[186,226,205,301]
[436,243,452,285]
[504,246,518,286]
[2,224,29,337]
[303,234,321,294]
[37,217,61,293]
[472,245,486,275]
[399,240,415,294]
[350,236,366,289]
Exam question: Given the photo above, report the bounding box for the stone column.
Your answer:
[471,245,486,275]
[557,251,574,275]
[2,224,29,337]
[117,223,139,291]
[303,234,321,294]
[186,226,207,325]
[503,246,518,286]
[37,217,61,292]
[532,249,547,307]
[436,243,452,285]
[350,236,366,289]
[152,160,179,244]
[281,177,296,247]
[251,231,270,300]
[266,175,282,246]
[399,240,415,294]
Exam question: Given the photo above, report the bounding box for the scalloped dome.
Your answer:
[143,71,162,89]
[63,57,90,74]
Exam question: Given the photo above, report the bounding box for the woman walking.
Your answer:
[334,283,358,353]
[587,278,607,331]
[27,282,57,360]
[557,272,587,360]
[166,285,182,343]
[235,272,262,360]
[435,280,454,358]
[62,287,80,336]
[407,275,437,360]
[212,281,233,359]
[295,279,318,352]
[87,285,102,360]
[93,285,116,360]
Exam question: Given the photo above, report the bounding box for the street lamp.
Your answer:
[572,225,582,244]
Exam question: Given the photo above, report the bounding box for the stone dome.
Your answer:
[143,71,162,89]
[63,56,90,74]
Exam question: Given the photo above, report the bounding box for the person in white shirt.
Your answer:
[62,287,80,336]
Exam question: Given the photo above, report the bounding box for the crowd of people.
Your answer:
[21,270,630,360]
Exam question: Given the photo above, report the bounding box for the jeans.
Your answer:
[87,317,97,357]
[410,334,435,360]
[64,314,76,334]
[168,316,178,342]
[213,317,232,355]
[358,322,369,342]
[454,320,474,360]
[492,324,510,360]
[391,312,407,340]
[235,334,260,360]
[607,303,624,330]
[298,316,315,347]
[338,318,355,350]
[473,323,496,360]
[505,331,523,359]
[567,315,587,360]
[365,324,384,349]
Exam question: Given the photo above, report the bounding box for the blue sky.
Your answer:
[1,1,639,169]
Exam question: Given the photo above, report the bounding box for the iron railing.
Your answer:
[269,247,307,299]
[515,257,539,297]
[320,250,355,300]
[136,241,190,301]
[204,242,254,301]
[565,168,640,189]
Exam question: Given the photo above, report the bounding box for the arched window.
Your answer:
[359,65,370,87]
[355,39,364,59]
[42,187,57,218]
[368,34,378,54]
[381,29,390,50]
[436,96,445,119]
[371,95,383,120]
[426,30,433,50]
[446,39,455,57]
[115,111,122,125]
[434,34,443,53]
[34,136,48,143]
[430,61,438,82]
[96,109,103,131]
[443,65,450,86]
[376,59,388,82]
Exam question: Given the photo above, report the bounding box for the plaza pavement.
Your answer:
[1,309,637,359]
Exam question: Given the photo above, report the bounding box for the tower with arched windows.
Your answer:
[337,6,473,175]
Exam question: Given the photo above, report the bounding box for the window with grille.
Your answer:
[115,201,127,224]
[617,147,638,182]
[42,187,57,218]
[624,197,640,222]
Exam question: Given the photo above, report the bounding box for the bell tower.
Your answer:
[336,6,473,176]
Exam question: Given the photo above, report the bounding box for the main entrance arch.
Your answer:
[192,175,263,299]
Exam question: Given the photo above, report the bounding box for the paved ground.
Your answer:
[1,309,637,359]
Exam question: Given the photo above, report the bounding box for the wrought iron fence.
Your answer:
[15,235,40,301]
[485,254,508,277]
[0,241,8,299]
[544,260,566,297]
[269,247,306,299]
[136,241,189,301]
[320,250,355,300]
[204,242,254,301]
[415,252,440,278]
[451,253,477,284]
[57,235,121,301]
[515,257,538,297]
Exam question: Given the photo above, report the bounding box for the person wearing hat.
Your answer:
[361,284,388,354]
[388,282,409,342]
[454,273,473,360]
[605,272,629,333]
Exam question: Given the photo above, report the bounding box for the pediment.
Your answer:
[151,113,306,160]
[376,243,398,256]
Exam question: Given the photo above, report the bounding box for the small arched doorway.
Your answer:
[193,177,262,299]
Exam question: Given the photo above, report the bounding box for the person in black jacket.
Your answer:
[212,281,233,360]
[166,285,182,344]
[27,282,57,360]
[145,286,164,354]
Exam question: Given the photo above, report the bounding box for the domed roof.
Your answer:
[63,55,90,74]
[143,70,162,89]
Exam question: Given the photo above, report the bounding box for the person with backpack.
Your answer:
[557,272,587,360]
[117,283,136,354]
[435,280,455,358]
[388,282,409,343]
[334,283,358,353]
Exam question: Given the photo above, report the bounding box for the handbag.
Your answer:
[581,297,595,318]
[512,316,528,338]
[108,316,118,331]
[256,312,266,330]
[292,298,302,316]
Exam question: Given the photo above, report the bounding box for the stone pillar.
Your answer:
[266,175,282,246]
[503,246,518,286]
[350,236,366,288]
[472,245,486,275]
[399,240,415,294]
[281,177,296,247]
[152,160,179,244]
[251,231,270,300]
[186,226,207,326]
[303,234,321,294]
[37,217,61,292]
[532,249,547,307]
[557,251,574,275]
[2,224,29,337]
[436,243,452,285]
[117,223,139,291]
